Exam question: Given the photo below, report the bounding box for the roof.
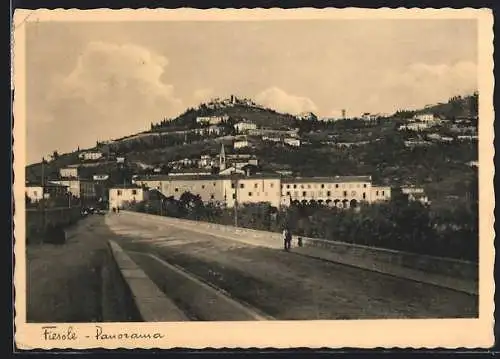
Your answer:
[110,184,142,189]
[26,181,68,188]
[135,173,281,182]
[281,176,372,184]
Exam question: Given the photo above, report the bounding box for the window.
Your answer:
[201,185,205,189]
[270,183,274,188]
[33,191,37,196]
[210,194,215,199]
[351,191,356,196]
[376,191,379,196]
[382,190,385,196]
[300,184,304,189]
[254,183,258,188]
[248,192,253,197]
[232,194,236,199]
[240,183,244,188]
[327,191,331,197]
[343,191,347,197]
[287,184,290,189]
[363,192,366,199]
[363,184,367,188]
[307,184,311,189]
[213,182,216,186]
[302,191,307,197]
[321,184,325,188]
[175,188,179,192]
[335,184,339,188]
[132,189,137,195]
[286,191,291,196]
[117,190,122,196]
[231,183,235,189]
[293,184,297,189]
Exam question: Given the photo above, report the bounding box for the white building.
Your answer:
[234,139,250,149]
[413,113,436,123]
[135,174,391,210]
[224,176,282,208]
[361,113,377,121]
[196,115,229,125]
[109,186,148,210]
[284,138,301,147]
[50,179,97,201]
[207,125,223,136]
[401,187,430,205]
[371,186,391,202]
[234,121,257,134]
[25,182,68,202]
[457,135,478,141]
[399,123,430,131]
[78,151,103,161]
[280,176,386,208]
[93,174,110,181]
[59,167,79,179]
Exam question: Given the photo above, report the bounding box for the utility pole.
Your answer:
[234,176,238,227]
[40,157,46,231]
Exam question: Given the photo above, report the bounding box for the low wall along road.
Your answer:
[26,207,82,243]
[120,211,478,295]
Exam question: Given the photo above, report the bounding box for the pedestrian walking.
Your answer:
[283,226,292,251]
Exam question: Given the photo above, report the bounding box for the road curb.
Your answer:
[108,240,190,322]
[143,252,274,321]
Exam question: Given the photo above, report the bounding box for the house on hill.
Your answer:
[234,120,257,134]
[78,151,103,161]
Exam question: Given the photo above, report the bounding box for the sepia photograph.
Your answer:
[13,8,494,350]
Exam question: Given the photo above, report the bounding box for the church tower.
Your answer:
[219,143,226,171]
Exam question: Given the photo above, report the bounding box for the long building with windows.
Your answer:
[133,173,390,209]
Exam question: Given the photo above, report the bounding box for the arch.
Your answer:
[318,199,324,205]
[301,199,308,206]
[325,199,332,206]
[342,199,349,208]
[334,199,341,208]
[350,199,358,208]
[291,200,300,207]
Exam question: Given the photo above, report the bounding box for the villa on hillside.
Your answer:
[234,120,257,134]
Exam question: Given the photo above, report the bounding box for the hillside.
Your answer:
[26,93,479,207]
[150,102,299,133]
[395,92,479,120]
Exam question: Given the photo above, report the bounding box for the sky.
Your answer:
[25,19,478,164]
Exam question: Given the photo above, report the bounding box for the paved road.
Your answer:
[98,214,478,320]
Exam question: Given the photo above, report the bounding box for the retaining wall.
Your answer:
[26,207,82,243]
[123,211,478,281]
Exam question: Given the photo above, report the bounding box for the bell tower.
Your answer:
[219,143,226,171]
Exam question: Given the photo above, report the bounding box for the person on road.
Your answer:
[283,226,292,251]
